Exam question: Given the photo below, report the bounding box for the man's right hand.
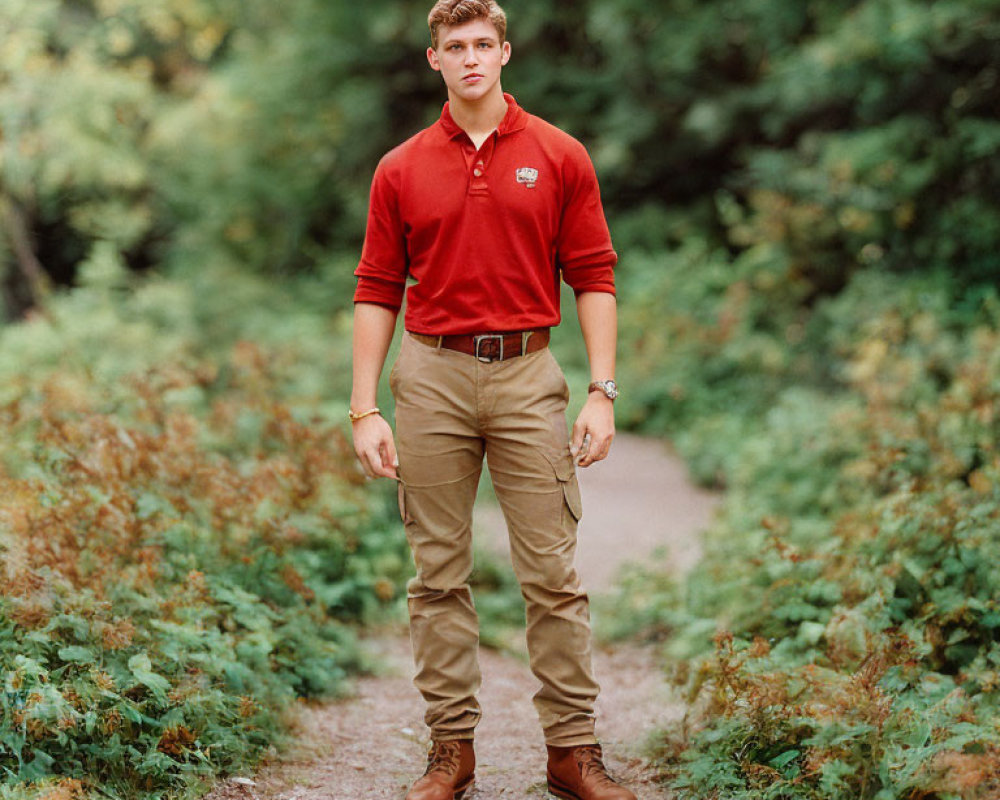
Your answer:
[352,413,399,479]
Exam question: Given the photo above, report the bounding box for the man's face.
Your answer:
[427,18,511,103]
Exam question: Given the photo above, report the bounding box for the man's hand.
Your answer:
[352,414,399,479]
[350,302,399,479]
[570,392,615,468]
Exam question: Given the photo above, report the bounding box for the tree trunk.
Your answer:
[0,193,52,316]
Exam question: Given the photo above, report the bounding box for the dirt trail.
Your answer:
[205,433,719,800]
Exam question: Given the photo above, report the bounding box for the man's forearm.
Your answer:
[575,291,617,381]
[570,291,617,466]
[351,302,399,410]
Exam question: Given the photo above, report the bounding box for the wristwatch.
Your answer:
[588,380,619,401]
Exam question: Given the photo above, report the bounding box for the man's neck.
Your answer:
[447,87,509,145]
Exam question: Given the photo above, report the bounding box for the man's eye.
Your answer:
[478,42,492,48]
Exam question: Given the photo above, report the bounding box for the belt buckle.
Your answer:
[474,334,504,363]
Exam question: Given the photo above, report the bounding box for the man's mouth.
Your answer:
[462,73,484,82]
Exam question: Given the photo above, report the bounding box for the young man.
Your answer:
[350,2,635,799]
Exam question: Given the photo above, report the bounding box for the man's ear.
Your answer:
[427,46,441,71]
[501,41,511,66]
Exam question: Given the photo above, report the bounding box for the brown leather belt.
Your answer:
[408,329,550,362]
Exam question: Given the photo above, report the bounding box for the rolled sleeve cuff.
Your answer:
[561,255,617,296]
[353,275,406,310]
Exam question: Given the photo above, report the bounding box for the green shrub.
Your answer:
[0,269,409,798]
[632,278,1000,798]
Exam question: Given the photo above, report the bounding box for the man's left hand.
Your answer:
[570,392,615,468]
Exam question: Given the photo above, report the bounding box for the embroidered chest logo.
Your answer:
[515,167,539,189]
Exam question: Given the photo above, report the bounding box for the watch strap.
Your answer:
[588,380,618,400]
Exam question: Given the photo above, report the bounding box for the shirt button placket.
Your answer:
[471,158,487,193]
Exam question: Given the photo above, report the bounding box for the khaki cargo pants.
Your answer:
[390,331,600,747]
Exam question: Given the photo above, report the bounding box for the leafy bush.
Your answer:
[615,274,1000,798]
[0,268,409,798]
[599,8,1000,790]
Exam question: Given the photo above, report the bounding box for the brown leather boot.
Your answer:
[405,739,475,800]
[546,743,637,800]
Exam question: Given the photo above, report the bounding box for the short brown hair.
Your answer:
[427,0,507,50]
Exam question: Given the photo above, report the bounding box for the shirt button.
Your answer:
[473,168,483,177]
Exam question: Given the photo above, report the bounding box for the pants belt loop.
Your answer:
[435,335,443,351]
[522,330,532,354]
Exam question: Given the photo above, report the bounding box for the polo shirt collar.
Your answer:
[438,92,528,140]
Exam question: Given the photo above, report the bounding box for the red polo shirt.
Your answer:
[353,93,617,335]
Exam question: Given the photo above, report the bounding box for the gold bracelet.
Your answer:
[348,406,381,423]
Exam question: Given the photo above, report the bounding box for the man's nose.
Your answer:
[463,46,478,64]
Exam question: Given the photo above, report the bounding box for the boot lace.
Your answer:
[574,744,620,787]
[425,740,463,776]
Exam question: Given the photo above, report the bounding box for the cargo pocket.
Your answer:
[397,480,413,525]
[546,451,583,524]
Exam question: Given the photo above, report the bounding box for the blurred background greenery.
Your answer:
[2,0,1000,797]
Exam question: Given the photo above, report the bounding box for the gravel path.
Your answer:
[204,433,718,800]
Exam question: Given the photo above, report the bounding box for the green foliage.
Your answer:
[666,631,1000,800]
[0,0,455,315]
[608,0,1000,461]
[617,273,1000,797]
[0,271,410,798]
[5,0,996,304]
[4,0,1000,797]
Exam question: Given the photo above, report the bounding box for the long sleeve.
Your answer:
[556,142,617,296]
[354,157,408,309]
